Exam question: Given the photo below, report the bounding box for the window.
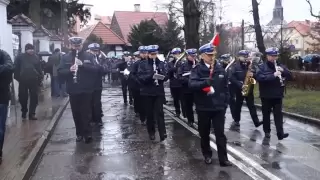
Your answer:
[295,39,299,44]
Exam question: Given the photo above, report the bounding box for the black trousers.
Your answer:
[170,87,185,117]
[228,86,236,119]
[261,98,284,135]
[92,89,102,123]
[183,93,194,123]
[131,89,140,114]
[18,81,39,116]
[197,110,228,162]
[144,95,166,137]
[234,91,260,125]
[121,79,132,103]
[70,93,92,137]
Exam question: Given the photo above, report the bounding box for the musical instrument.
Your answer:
[73,50,79,83]
[153,59,159,86]
[241,57,257,96]
[274,60,285,86]
[225,57,236,72]
[120,68,130,79]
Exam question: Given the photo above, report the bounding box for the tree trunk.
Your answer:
[183,0,201,49]
[251,0,265,55]
[28,0,41,27]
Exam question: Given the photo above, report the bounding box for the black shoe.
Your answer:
[220,160,232,167]
[233,121,240,126]
[175,113,180,118]
[160,134,167,141]
[124,101,128,105]
[188,122,194,127]
[149,135,155,140]
[29,115,37,120]
[22,113,27,120]
[97,122,103,127]
[84,136,93,144]
[135,113,139,117]
[277,133,289,140]
[254,121,263,128]
[265,133,271,138]
[204,157,212,164]
[76,136,83,142]
[129,101,133,105]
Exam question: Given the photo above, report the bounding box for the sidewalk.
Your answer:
[0,88,68,180]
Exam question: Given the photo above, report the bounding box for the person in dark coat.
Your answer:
[58,37,102,143]
[256,47,292,140]
[87,43,108,127]
[166,48,185,118]
[0,49,14,163]
[229,50,262,128]
[177,48,198,127]
[117,51,132,104]
[14,44,43,120]
[137,45,168,141]
[189,42,231,166]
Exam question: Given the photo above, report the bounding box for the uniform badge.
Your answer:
[219,74,224,78]
[83,60,91,63]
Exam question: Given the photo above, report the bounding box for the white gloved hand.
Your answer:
[75,58,83,66]
[274,71,281,77]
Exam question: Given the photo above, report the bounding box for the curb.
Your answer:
[10,98,70,180]
[251,103,320,126]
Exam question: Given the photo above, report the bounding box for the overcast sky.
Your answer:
[81,0,320,26]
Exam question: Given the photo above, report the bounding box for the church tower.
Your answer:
[267,0,286,26]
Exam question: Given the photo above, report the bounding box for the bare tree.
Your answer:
[305,0,320,53]
[251,0,266,54]
[183,0,201,48]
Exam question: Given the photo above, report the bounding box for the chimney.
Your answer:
[134,4,140,12]
[305,19,310,25]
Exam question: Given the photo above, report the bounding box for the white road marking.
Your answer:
[164,108,282,180]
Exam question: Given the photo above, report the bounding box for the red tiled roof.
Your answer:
[78,21,126,45]
[113,11,168,43]
[286,21,312,36]
[100,16,112,25]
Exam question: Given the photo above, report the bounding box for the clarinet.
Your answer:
[153,59,159,86]
[274,60,285,86]
[73,50,79,83]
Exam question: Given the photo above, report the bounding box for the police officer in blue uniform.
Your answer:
[220,54,231,68]
[229,50,262,127]
[137,45,168,141]
[58,37,102,143]
[167,48,185,118]
[189,43,231,166]
[177,48,198,127]
[130,46,148,124]
[88,43,107,127]
[128,51,141,115]
[256,47,292,140]
[117,51,132,104]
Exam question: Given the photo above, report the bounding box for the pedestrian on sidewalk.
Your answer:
[47,48,64,97]
[0,49,14,163]
[14,44,42,120]
[58,37,102,144]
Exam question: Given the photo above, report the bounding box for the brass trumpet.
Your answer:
[241,57,256,96]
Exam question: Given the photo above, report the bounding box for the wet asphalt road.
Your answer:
[29,85,320,180]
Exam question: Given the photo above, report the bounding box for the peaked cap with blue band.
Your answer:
[221,54,231,59]
[186,48,197,56]
[266,47,279,55]
[69,37,84,45]
[88,43,100,51]
[199,43,214,54]
[238,50,250,56]
[171,47,182,54]
[138,46,148,52]
[147,45,159,53]
[133,51,140,56]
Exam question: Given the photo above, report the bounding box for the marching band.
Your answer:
[57,36,292,166]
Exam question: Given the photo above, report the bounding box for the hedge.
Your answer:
[288,71,320,90]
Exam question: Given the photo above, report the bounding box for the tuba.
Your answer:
[73,50,79,83]
[241,57,257,96]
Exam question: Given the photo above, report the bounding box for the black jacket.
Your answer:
[0,50,14,104]
[116,60,128,80]
[57,50,102,94]
[256,61,292,98]
[14,52,42,83]
[189,60,229,111]
[128,59,145,89]
[177,60,197,94]
[167,59,182,88]
[93,54,108,90]
[229,61,256,94]
[137,58,168,96]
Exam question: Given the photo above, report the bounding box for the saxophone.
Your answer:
[73,50,79,83]
[153,59,159,86]
[241,58,256,96]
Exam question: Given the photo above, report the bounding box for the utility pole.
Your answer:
[241,19,245,49]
